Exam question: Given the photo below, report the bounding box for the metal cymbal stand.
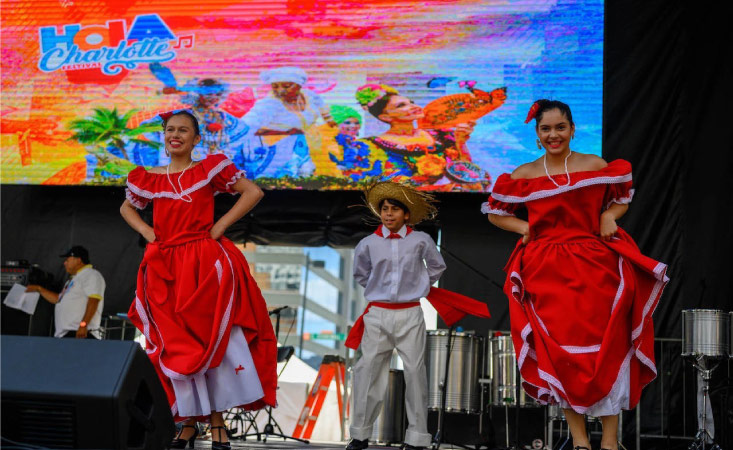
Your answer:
[688,355,721,450]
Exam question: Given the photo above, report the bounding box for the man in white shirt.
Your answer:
[27,245,106,339]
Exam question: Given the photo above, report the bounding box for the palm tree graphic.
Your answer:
[68,107,161,180]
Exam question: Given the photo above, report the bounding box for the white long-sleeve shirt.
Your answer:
[242,89,327,132]
[353,225,446,303]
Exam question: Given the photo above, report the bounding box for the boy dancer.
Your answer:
[346,181,443,450]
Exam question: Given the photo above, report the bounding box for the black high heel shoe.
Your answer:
[210,426,231,450]
[170,423,199,449]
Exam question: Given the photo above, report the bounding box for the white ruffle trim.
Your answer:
[125,188,149,210]
[126,158,233,200]
[480,201,515,216]
[492,173,633,203]
[216,170,248,195]
[605,188,636,210]
[170,326,264,418]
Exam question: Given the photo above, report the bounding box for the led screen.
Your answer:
[1,0,603,191]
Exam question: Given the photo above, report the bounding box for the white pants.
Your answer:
[350,305,432,447]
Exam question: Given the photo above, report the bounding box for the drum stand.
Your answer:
[431,324,453,449]
[688,356,721,450]
[432,325,474,450]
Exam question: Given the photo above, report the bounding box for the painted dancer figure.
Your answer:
[355,83,481,190]
[484,100,669,450]
[322,104,382,181]
[240,66,338,178]
[345,181,490,450]
[120,110,276,450]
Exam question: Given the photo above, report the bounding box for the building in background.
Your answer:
[238,243,365,369]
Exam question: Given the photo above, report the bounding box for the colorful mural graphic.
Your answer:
[1,0,603,191]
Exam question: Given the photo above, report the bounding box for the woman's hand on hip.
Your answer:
[210,224,225,240]
[142,228,156,243]
[600,212,618,241]
[521,222,531,244]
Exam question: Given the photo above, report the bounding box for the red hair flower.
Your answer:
[159,111,174,121]
[524,101,541,124]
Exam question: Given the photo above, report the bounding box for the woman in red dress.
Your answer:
[485,100,668,450]
[120,110,277,449]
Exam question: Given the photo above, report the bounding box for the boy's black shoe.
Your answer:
[402,444,426,450]
[346,438,369,450]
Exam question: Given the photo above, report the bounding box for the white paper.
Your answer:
[3,283,26,309]
[19,291,40,315]
[3,283,40,315]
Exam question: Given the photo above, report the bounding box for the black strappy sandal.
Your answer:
[210,425,231,450]
[170,423,199,449]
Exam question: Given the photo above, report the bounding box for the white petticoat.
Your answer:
[556,349,631,417]
[171,326,264,418]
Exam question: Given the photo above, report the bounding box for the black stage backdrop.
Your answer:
[1,0,731,447]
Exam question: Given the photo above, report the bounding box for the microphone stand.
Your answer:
[243,306,309,444]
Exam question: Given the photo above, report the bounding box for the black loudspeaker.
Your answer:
[427,410,495,448]
[1,336,176,449]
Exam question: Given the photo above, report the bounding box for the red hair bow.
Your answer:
[159,111,175,121]
[524,101,541,124]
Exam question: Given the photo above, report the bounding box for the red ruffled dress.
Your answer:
[483,159,668,415]
[125,154,277,421]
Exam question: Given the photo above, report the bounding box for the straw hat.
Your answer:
[364,181,438,225]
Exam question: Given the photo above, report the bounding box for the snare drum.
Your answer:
[681,309,731,358]
[489,335,539,407]
[425,330,483,413]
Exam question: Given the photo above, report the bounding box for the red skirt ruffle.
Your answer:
[128,234,277,421]
[504,228,668,414]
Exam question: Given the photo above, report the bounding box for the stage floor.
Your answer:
[191,441,463,449]
[193,441,344,449]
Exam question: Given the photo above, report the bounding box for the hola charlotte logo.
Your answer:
[38,14,194,76]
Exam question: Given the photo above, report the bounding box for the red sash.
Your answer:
[344,288,491,349]
[344,301,421,349]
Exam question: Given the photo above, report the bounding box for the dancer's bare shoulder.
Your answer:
[572,152,607,171]
[510,160,543,179]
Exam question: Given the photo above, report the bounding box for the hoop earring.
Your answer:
[536,139,542,150]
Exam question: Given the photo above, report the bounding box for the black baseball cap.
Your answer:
[59,245,90,263]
